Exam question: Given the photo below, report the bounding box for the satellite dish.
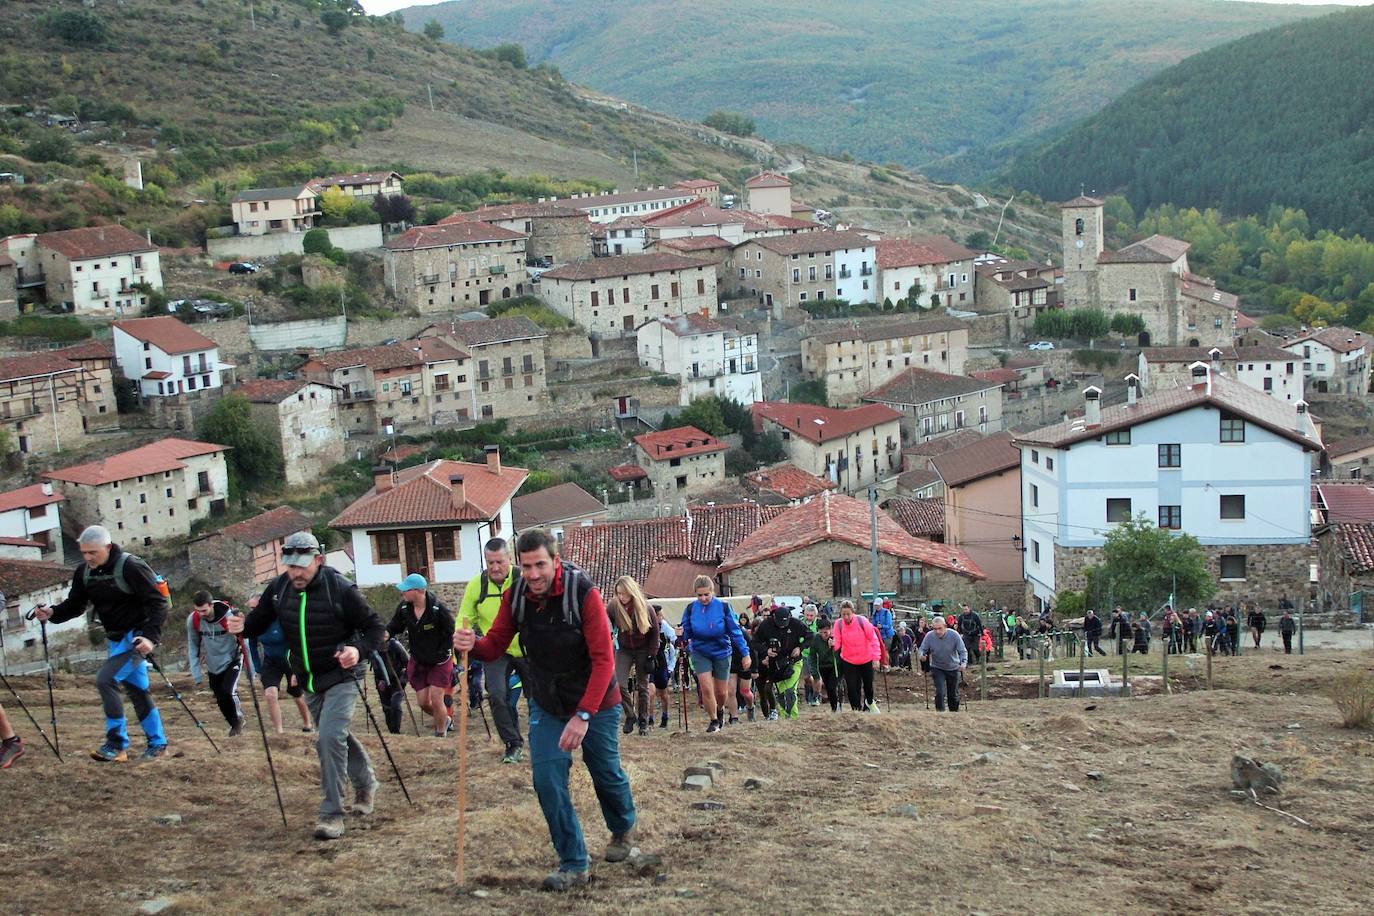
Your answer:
[1075,240,1084,249]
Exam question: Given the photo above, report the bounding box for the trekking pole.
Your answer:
[0,668,62,760]
[376,649,421,737]
[147,654,221,754]
[24,610,60,758]
[474,695,492,741]
[358,684,414,807]
[238,637,287,828]
[456,648,470,885]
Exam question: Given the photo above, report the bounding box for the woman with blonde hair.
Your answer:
[677,575,751,733]
[612,576,660,737]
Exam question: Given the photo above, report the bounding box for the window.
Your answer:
[374,532,400,562]
[651,284,660,298]
[1046,456,1054,471]
[1220,554,1247,580]
[1106,498,1132,523]
[792,268,800,282]
[1263,377,1273,391]
[431,529,456,561]
[1031,540,1041,563]
[1128,288,1137,302]
[831,561,853,598]
[899,566,924,595]
[1104,429,1131,445]
[1031,449,1040,464]
[1159,505,1182,529]
[1029,484,1039,508]
[1220,413,1245,443]
[1158,443,1181,468]
[197,471,210,494]
[1220,495,1246,520]
[675,474,688,489]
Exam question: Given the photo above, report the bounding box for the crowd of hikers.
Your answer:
[0,523,1309,888]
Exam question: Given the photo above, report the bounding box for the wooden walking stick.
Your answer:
[456,647,470,886]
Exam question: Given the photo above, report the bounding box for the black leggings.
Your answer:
[207,662,243,728]
[820,668,841,711]
[841,660,875,710]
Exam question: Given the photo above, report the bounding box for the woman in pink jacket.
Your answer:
[830,599,882,712]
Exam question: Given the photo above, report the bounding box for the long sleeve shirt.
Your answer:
[919,629,968,672]
[831,614,881,665]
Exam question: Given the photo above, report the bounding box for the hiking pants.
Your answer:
[377,683,404,734]
[482,655,521,749]
[1087,636,1104,656]
[932,667,960,712]
[207,661,243,728]
[1282,632,1293,654]
[529,701,635,873]
[841,660,875,710]
[820,666,841,711]
[775,664,802,718]
[615,646,652,725]
[96,634,166,750]
[757,678,776,718]
[306,678,376,819]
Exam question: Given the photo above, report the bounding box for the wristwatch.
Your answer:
[576,710,592,722]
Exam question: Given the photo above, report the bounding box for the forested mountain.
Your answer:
[400,0,1332,183]
[1005,6,1374,236]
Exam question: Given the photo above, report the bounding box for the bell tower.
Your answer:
[1060,194,1104,308]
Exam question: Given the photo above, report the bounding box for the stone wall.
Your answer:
[965,312,1010,346]
[195,315,434,367]
[207,224,383,261]
[545,328,594,361]
[546,376,681,412]
[186,534,254,593]
[721,539,982,605]
[249,315,348,352]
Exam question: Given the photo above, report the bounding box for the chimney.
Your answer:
[1208,347,1223,374]
[449,474,466,511]
[41,481,53,497]
[1125,374,1139,406]
[372,465,393,493]
[1189,361,1211,394]
[484,444,501,476]
[1083,386,1102,426]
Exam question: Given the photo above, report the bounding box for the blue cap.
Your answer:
[396,573,428,592]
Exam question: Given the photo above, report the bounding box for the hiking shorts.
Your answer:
[259,655,302,697]
[690,652,730,680]
[408,656,455,692]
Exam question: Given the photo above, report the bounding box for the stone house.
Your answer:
[34,225,161,317]
[674,178,722,208]
[875,236,976,309]
[744,171,792,217]
[718,491,984,603]
[187,505,314,592]
[0,251,16,317]
[0,558,84,668]
[51,340,119,432]
[0,482,65,563]
[511,482,608,545]
[330,448,528,596]
[881,495,945,542]
[383,221,529,313]
[752,401,903,494]
[112,316,231,429]
[308,171,404,199]
[800,316,970,406]
[0,352,87,457]
[439,203,591,267]
[862,367,1005,443]
[929,431,1023,601]
[230,185,320,236]
[636,313,762,406]
[641,199,819,248]
[416,315,548,420]
[632,426,728,504]
[1322,435,1374,480]
[235,379,346,487]
[973,260,1058,342]
[730,230,877,315]
[1282,326,1371,397]
[1138,346,1304,402]
[300,339,470,434]
[43,438,230,548]
[1316,523,1374,622]
[651,235,736,291]
[741,463,836,507]
[540,252,717,339]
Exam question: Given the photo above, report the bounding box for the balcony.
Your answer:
[837,269,852,279]
[340,388,375,403]
[419,273,441,285]
[860,266,874,277]
[16,269,44,289]
[488,264,507,275]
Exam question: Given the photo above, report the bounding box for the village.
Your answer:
[2,168,1373,668]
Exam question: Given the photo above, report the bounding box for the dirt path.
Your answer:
[2,652,1371,914]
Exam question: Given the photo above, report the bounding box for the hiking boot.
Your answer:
[705,719,721,734]
[727,715,739,725]
[867,702,881,714]
[767,710,779,721]
[0,736,24,769]
[542,869,590,891]
[605,830,636,863]
[622,715,635,735]
[353,781,379,816]
[659,713,669,729]
[501,744,524,764]
[228,720,244,738]
[746,705,756,722]
[314,816,345,840]
[139,743,169,761]
[302,726,315,734]
[91,730,128,763]
[637,718,648,736]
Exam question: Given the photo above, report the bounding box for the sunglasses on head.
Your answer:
[281,547,318,558]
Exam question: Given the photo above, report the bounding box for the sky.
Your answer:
[361,0,1373,10]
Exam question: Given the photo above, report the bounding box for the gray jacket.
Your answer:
[188,600,241,682]
[919,628,968,672]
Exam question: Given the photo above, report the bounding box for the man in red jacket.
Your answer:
[453,529,637,892]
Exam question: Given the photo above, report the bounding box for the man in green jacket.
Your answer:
[458,536,524,763]
[809,618,842,712]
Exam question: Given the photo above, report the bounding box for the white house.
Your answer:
[1282,326,1371,396]
[834,240,878,305]
[637,313,762,406]
[875,236,976,308]
[35,225,162,317]
[1015,366,1322,611]
[112,316,231,400]
[329,448,528,589]
[1138,346,1304,402]
[230,185,320,236]
[0,482,65,563]
[551,188,699,225]
[1,558,84,668]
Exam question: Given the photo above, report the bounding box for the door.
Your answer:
[831,561,852,598]
[404,532,431,582]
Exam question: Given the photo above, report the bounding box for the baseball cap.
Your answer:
[281,531,321,566]
[396,573,428,592]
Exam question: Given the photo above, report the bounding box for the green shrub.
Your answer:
[42,9,108,44]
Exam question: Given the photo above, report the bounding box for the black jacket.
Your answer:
[753,613,810,682]
[958,611,983,636]
[48,544,167,645]
[1083,614,1103,638]
[386,591,455,666]
[1280,615,1296,635]
[243,565,385,694]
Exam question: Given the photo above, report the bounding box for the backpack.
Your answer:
[192,599,236,634]
[83,551,158,595]
[477,568,520,605]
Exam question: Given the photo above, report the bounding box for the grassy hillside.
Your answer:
[401,0,1333,183]
[1004,6,1374,237]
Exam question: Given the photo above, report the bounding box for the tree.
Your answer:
[487,43,527,68]
[1292,293,1346,328]
[42,9,107,44]
[1071,307,1111,341]
[372,193,416,226]
[965,230,992,250]
[422,19,445,41]
[747,429,786,464]
[672,397,728,437]
[790,379,828,407]
[197,395,284,502]
[302,228,335,256]
[1109,313,1146,336]
[318,187,354,221]
[321,10,350,35]
[25,130,75,165]
[1084,516,1216,614]
[702,110,755,138]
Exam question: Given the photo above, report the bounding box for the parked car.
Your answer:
[228,262,260,274]
[1027,341,1056,351]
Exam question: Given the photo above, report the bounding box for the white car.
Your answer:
[1027,341,1056,351]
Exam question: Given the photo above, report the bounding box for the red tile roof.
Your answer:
[0,483,64,514]
[970,368,1019,385]
[331,458,528,528]
[142,371,172,380]
[897,467,942,490]
[876,236,975,269]
[304,341,460,374]
[929,432,1020,488]
[807,315,968,346]
[1288,326,1370,354]
[381,444,426,464]
[0,558,72,597]
[882,496,945,539]
[633,426,727,462]
[1099,234,1189,264]
[608,463,648,482]
[742,463,836,501]
[0,352,82,383]
[745,171,792,189]
[0,536,45,549]
[642,558,718,599]
[216,506,313,547]
[235,378,338,404]
[902,430,985,465]
[52,339,114,361]
[1332,523,1374,575]
[1234,312,1258,331]
[1326,436,1374,460]
[651,313,725,337]
[440,202,586,223]
[1314,483,1374,524]
[1059,196,1105,209]
[720,491,983,578]
[864,367,1001,406]
[541,252,708,282]
[38,225,156,260]
[752,401,902,445]
[674,179,720,190]
[114,316,218,355]
[383,221,526,251]
[747,230,873,257]
[511,482,606,529]
[44,438,228,486]
[656,235,733,253]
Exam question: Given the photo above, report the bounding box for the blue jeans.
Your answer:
[528,701,636,872]
[932,667,961,712]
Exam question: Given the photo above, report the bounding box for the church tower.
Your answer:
[1060,195,1104,309]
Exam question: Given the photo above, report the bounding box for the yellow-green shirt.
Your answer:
[458,567,522,658]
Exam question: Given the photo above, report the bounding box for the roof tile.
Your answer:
[330,459,528,528]
[215,506,314,547]
[929,432,1020,488]
[753,401,901,445]
[541,252,708,282]
[44,438,227,486]
[113,317,218,356]
[511,482,606,529]
[633,426,727,461]
[38,225,157,259]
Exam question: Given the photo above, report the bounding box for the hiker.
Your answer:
[957,603,983,662]
[611,576,659,737]
[458,537,524,764]
[187,591,245,736]
[678,575,751,734]
[1203,610,1224,655]
[452,529,637,892]
[1164,608,1185,654]
[248,609,315,735]
[650,604,677,728]
[1247,605,1267,649]
[727,612,756,723]
[809,618,841,710]
[226,531,386,841]
[831,600,881,712]
[0,704,22,769]
[800,603,822,705]
[754,604,811,719]
[1225,610,1242,656]
[1133,613,1151,655]
[386,573,456,738]
[1109,607,1132,656]
[1185,608,1202,653]
[32,526,169,762]
[1083,609,1104,656]
[372,636,411,735]
[919,613,968,712]
[872,599,895,668]
[1280,609,1296,654]
[894,622,916,670]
